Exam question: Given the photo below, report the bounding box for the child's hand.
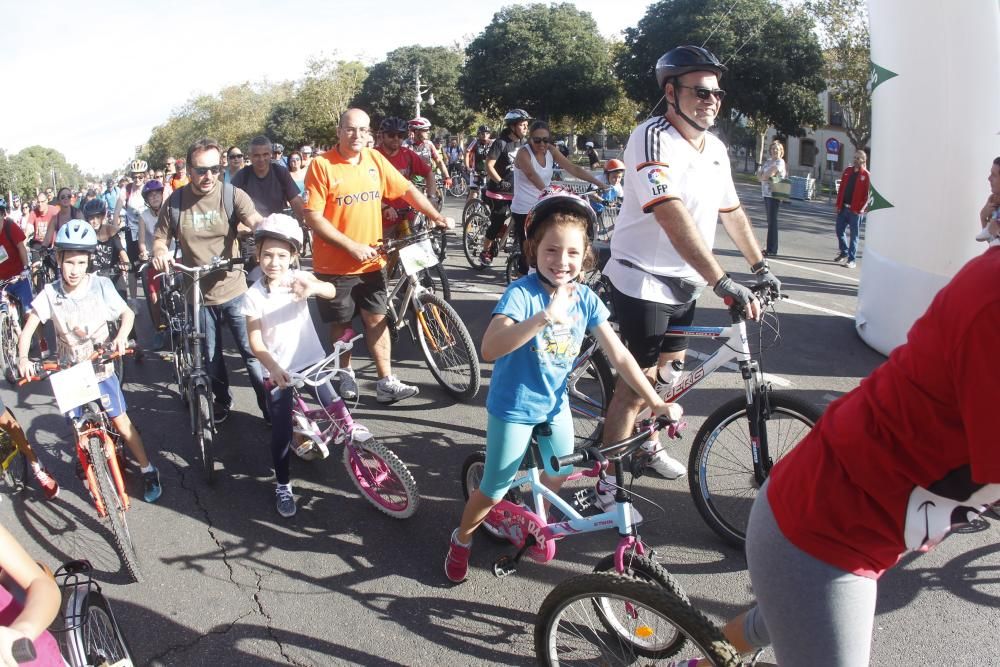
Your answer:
[290,273,319,302]
[269,365,291,389]
[650,400,683,423]
[544,283,578,325]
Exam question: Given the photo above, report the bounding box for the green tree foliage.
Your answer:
[353,46,471,133]
[805,0,871,150]
[616,0,825,146]
[0,146,86,199]
[267,58,368,149]
[461,3,617,122]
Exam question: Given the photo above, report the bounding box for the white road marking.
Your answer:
[783,297,855,319]
[767,257,860,283]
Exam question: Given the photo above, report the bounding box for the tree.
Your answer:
[1,146,86,199]
[616,0,826,151]
[461,3,617,122]
[267,58,368,148]
[806,0,871,150]
[353,46,471,133]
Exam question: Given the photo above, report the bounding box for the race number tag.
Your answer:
[398,239,439,274]
[49,361,101,414]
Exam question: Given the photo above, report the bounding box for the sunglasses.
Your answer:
[228,153,244,160]
[192,165,222,176]
[531,137,551,145]
[59,194,72,200]
[677,84,726,101]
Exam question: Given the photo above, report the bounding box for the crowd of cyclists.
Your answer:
[2,42,999,667]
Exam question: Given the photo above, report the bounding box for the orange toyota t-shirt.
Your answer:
[304,147,411,275]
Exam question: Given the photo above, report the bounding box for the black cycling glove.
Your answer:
[713,275,756,308]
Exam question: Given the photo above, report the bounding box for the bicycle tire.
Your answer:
[172,338,190,404]
[504,250,526,285]
[62,588,136,667]
[449,177,469,198]
[1,433,27,495]
[535,572,741,666]
[0,311,21,384]
[462,212,490,270]
[342,436,419,519]
[460,451,526,542]
[567,341,614,449]
[196,390,216,483]
[461,198,489,227]
[411,292,481,401]
[86,436,142,582]
[688,393,821,548]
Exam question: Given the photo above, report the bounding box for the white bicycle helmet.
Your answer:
[55,220,98,252]
[129,159,148,174]
[408,117,432,131]
[254,213,303,252]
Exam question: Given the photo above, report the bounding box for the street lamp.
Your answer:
[414,65,435,118]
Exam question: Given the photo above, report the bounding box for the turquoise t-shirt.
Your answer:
[486,273,609,423]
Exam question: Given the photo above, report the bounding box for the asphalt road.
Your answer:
[2,186,997,666]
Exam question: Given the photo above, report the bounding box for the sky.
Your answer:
[1,0,650,175]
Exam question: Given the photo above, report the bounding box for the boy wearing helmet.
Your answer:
[242,214,341,518]
[480,109,531,265]
[16,221,163,503]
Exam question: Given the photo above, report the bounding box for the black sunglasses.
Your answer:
[228,153,244,159]
[677,84,726,101]
[192,165,222,176]
[531,137,551,145]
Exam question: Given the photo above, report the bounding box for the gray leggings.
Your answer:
[743,482,877,666]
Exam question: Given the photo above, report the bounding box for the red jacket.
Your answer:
[836,165,871,214]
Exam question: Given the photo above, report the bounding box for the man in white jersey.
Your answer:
[600,45,781,482]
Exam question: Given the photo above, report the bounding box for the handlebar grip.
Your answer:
[12,637,37,663]
[337,328,356,344]
[552,451,587,471]
[230,256,245,266]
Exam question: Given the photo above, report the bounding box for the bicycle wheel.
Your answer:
[417,264,452,302]
[172,338,190,404]
[0,433,27,495]
[62,588,136,667]
[342,436,419,519]
[460,451,525,542]
[0,311,21,384]
[462,198,489,227]
[462,212,490,269]
[86,437,142,582]
[449,177,468,198]
[688,392,821,548]
[505,250,526,285]
[535,572,740,666]
[567,341,614,449]
[411,292,481,401]
[196,389,216,483]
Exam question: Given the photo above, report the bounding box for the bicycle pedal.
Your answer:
[492,555,517,578]
[572,488,598,513]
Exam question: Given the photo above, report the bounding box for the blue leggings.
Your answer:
[478,408,573,501]
[743,481,877,666]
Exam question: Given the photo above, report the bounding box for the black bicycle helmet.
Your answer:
[477,124,490,134]
[503,109,531,126]
[524,186,598,241]
[380,116,409,134]
[654,45,726,89]
[82,198,107,220]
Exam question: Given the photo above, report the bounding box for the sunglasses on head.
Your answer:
[192,165,222,176]
[678,84,726,101]
[531,137,551,144]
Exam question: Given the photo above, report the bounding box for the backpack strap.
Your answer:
[168,188,182,237]
[222,183,236,228]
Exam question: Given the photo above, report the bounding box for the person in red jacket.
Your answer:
[833,150,870,268]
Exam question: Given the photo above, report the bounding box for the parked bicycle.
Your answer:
[567,283,821,548]
[283,329,419,518]
[377,230,481,401]
[19,348,144,582]
[157,256,244,483]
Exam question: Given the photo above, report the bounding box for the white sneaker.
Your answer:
[975,227,994,242]
[339,368,358,401]
[641,438,687,479]
[593,480,643,523]
[376,375,419,404]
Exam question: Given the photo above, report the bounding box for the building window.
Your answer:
[799,139,817,167]
[829,97,844,127]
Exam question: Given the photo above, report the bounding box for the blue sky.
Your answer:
[1,0,649,173]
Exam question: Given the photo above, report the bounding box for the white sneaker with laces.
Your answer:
[376,375,419,404]
[339,368,358,401]
[641,438,687,479]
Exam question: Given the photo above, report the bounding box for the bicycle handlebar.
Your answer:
[374,229,434,256]
[283,329,364,389]
[723,282,783,322]
[168,256,245,275]
[551,415,684,471]
[18,347,135,386]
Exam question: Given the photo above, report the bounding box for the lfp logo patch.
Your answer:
[647,168,669,186]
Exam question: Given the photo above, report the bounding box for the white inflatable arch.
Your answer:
[859,0,1000,354]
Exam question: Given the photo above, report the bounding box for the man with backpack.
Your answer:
[150,138,268,425]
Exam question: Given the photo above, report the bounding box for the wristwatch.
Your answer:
[750,259,769,275]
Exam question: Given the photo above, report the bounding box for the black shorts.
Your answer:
[124,232,140,271]
[610,282,696,369]
[315,270,388,323]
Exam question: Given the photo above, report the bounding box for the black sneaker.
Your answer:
[833,252,847,263]
[213,403,231,424]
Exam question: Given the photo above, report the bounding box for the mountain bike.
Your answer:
[463,416,697,659]
[283,329,419,519]
[384,208,451,301]
[377,230,481,401]
[462,190,514,271]
[158,256,244,483]
[568,283,822,548]
[0,276,27,384]
[20,348,144,582]
[50,559,136,667]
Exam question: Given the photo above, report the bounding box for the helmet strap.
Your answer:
[669,77,708,133]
